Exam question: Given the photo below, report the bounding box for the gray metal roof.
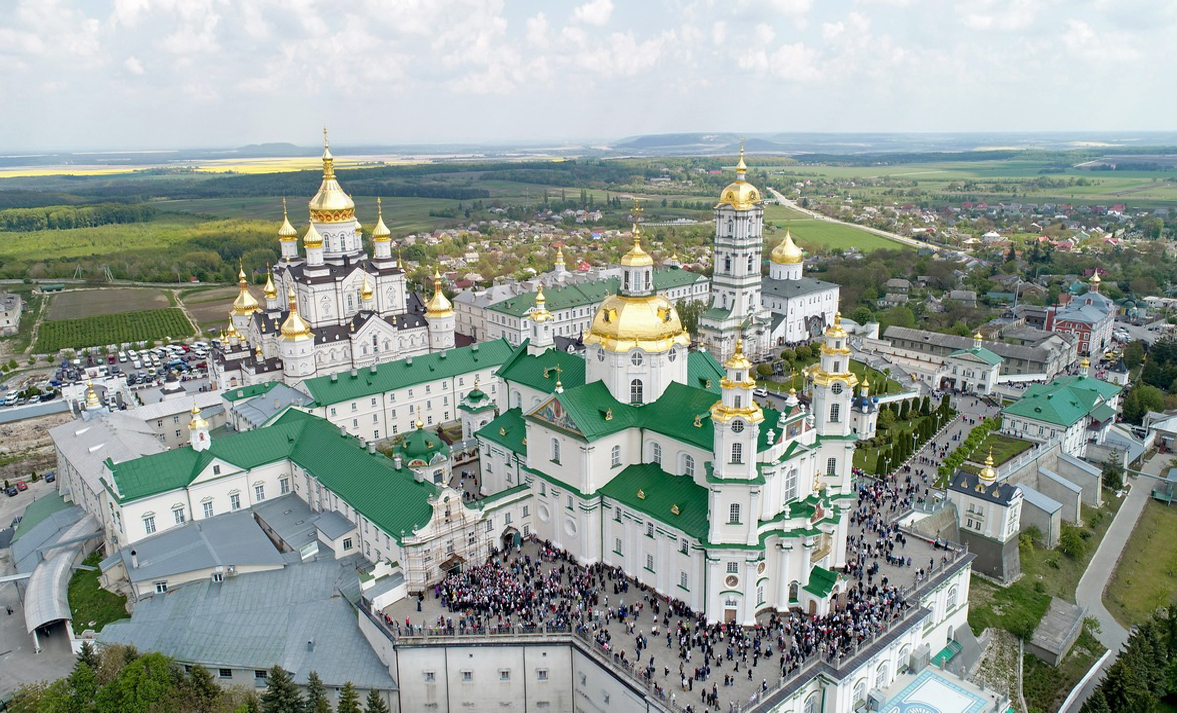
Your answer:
[761,275,838,300]
[230,383,313,429]
[97,558,395,691]
[12,505,87,574]
[109,510,285,584]
[24,514,101,634]
[49,413,165,502]
[314,510,356,541]
[253,494,352,552]
[127,390,223,422]
[1016,484,1063,514]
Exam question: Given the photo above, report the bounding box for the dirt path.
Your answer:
[170,288,203,339]
[23,294,48,356]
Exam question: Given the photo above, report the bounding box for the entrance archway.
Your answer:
[501,527,520,552]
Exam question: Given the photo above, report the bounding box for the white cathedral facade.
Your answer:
[211,132,455,389]
[698,151,840,363]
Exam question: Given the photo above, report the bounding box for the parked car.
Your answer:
[4,487,17,497]
[15,482,27,491]
[45,472,56,483]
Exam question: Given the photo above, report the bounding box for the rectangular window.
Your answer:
[829,403,840,422]
[615,538,623,554]
[485,520,493,532]
[522,506,529,517]
[462,671,473,682]
[499,670,510,681]
[646,554,654,571]
[230,493,241,511]
[213,465,221,475]
[566,494,573,510]
[680,571,688,589]
[212,572,223,583]
[727,562,739,574]
[424,671,436,682]
[680,540,689,554]
[537,669,549,680]
[646,522,654,537]
[173,508,185,524]
[254,670,267,687]
[202,502,214,519]
[826,457,837,476]
[154,581,168,593]
[280,478,290,495]
[728,503,741,524]
[371,397,378,406]
[143,515,156,534]
[504,512,512,524]
[219,669,232,679]
[254,485,265,501]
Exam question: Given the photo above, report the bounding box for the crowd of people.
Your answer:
[403,537,918,712]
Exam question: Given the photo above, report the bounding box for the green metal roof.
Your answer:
[488,267,706,318]
[1001,376,1122,428]
[397,424,452,462]
[599,463,710,542]
[222,382,280,402]
[476,408,527,454]
[301,340,514,406]
[10,492,71,544]
[803,564,838,597]
[107,410,436,542]
[1089,403,1116,423]
[947,346,1003,366]
[496,341,587,395]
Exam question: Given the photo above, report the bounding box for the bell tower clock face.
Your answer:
[831,382,844,395]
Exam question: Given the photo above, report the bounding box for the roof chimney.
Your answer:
[330,373,338,382]
[369,364,377,374]
[130,549,138,569]
[307,639,314,652]
[368,441,376,454]
[350,368,358,378]
[394,454,403,469]
[339,425,347,437]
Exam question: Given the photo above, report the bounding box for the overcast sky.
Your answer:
[2,0,1173,151]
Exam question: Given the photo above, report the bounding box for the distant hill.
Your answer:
[230,142,313,157]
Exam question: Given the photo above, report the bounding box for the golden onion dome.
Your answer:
[770,228,804,265]
[277,198,298,241]
[188,403,209,431]
[231,262,261,315]
[978,448,997,484]
[224,319,239,340]
[584,293,690,353]
[824,312,848,339]
[303,222,324,249]
[554,244,566,265]
[620,233,654,268]
[718,147,761,211]
[263,269,277,300]
[1080,356,1090,368]
[723,339,753,372]
[425,268,453,317]
[85,379,100,409]
[308,128,356,223]
[280,285,314,341]
[361,273,374,301]
[371,197,391,241]
[531,284,553,322]
[1090,271,1101,284]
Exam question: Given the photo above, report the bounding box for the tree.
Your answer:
[93,652,173,713]
[1078,688,1111,713]
[363,690,390,713]
[186,665,219,713]
[675,299,706,336]
[78,641,100,670]
[260,666,304,713]
[756,363,773,377]
[1124,340,1146,369]
[306,671,332,713]
[1122,384,1166,424]
[1102,461,1125,492]
[1059,525,1088,559]
[335,683,361,713]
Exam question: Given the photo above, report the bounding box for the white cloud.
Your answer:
[526,12,549,47]
[1061,19,1142,62]
[124,56,145,74]
[764,0,813,16]
[573,0,613,27]
[959,0,1041,31]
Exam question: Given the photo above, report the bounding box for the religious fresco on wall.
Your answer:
[531,396,582,435]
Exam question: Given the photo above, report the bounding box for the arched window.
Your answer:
[875,662,890,689]
[630,379,644,404]
[734,395,742,408]
[624,270,630,290]
[947,586,958,611]
[645,271,651,290]
[784,469,798,501]
[611,445,621,467]
[789,581,799,600]
[683,454,695,478]
[853,679,868,706]
[731,443,743,464]
[551,438,561,463]
[651,442,662,465]
[728,503,741,524]
[804,692,820,713]
[724,255,732,272]
[747,254,754,271]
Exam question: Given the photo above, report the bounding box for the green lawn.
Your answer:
[967,577,1052,640]
[1019,498,1123,603]
[972,432,1034,466]
[68,551,129,633]
[763,214,908,252]
[1106,499,1177,627]
[757,359,906,396]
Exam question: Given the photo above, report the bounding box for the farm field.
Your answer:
[765,216,908,252]
[36,307,193,352]
[46,287,171,320]
[159,196,465,233]
[182,285,260,334]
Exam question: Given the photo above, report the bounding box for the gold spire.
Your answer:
[85,379,100,409]
[372,197,391,241]
[718,143,761,210]
[711,338,765,424]
[620,204,653,268]
[263,266,277,300]
[277,198,298,241]
[770,227,803,265]
[531,284,553,322]
[361,273,374,301]
[308,128,356,223]
[555,244,565,266]
[723,339,754,372]
[978,447,997,484]
[280,285,314,341]
[425,267,453,317]
[824,312,848,340]
[188,401,209,431]
[231,260,261,315]
[224,319,239,341]
[397,251,404,270]
[303,221,323,249]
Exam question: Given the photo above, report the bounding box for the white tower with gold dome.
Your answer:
[229,261,260,335]
[279,285,317,380]
[527,284,554,355]
[188,402,211,452]
[769,228,804,281]
[699,146,771,362]
[583,213,691,405]
[426,269,456,352]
